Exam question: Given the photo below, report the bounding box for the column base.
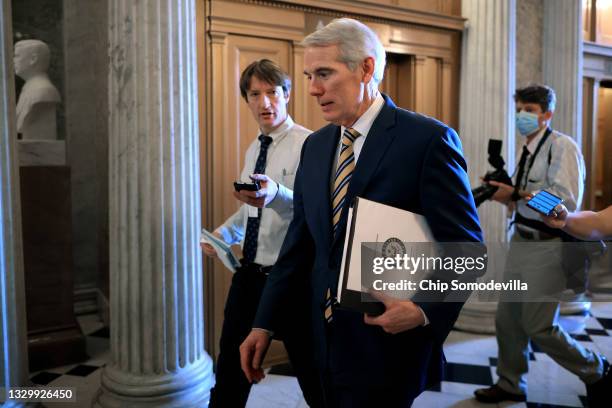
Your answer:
[93,354,214,408]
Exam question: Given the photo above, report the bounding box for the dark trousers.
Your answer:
[322,310,421,408]
[209,266,324,408]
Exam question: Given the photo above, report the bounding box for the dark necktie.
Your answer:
[514,146,530,191]
[242,135,273,264]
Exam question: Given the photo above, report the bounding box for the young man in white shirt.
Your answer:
[202,59,321,407]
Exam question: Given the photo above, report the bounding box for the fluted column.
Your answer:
[456,0,516,333]
[94,1,213,406]
[543,0,583,143]
[460,0,516,243]
[0,1,30,406]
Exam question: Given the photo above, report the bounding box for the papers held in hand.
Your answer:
[200,229,241,273]
[337,197,434,315]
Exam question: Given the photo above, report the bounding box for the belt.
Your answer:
[239,261,272,275]
[516,227,557,240]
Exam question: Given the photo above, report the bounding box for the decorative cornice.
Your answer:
[230,0,466,31]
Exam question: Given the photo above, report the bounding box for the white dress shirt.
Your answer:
[514,126,585,225]
[331,93,385,179]
[217,116,311,266]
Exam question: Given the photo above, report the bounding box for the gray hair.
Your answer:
[302,18,386,89]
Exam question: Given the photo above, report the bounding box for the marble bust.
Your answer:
[14,39,61,140]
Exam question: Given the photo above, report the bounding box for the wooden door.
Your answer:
[595,84,612,210]
[381,53,415,111]
[381,52,457,128]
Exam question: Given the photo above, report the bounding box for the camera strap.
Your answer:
[516,127,553,191]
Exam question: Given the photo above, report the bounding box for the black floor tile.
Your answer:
[585,328,608,336]
[30,371,62,385]
[65,364,100,377]
[442,362,493,386]
[569,333,592,342]
[596,317,612,330]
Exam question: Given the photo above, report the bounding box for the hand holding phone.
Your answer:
[527,190,564,216]
[233,180,261,192]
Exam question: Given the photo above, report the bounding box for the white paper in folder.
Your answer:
[337,197,435,305]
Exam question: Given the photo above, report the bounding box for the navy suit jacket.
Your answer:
[254,95,483,393]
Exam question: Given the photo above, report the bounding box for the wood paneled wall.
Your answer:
[198,0,464,363]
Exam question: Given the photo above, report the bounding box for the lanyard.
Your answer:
[519,127,552,190]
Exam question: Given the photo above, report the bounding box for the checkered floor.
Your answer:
[30,302,612,407]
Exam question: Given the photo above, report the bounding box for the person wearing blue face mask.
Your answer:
[475,85,611,406]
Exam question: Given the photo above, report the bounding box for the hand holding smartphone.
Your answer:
[527,190,564,216]
[233,180,261,192]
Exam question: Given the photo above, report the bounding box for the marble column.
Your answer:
[0,1,30,406]
[93,1,213,407]
[543,0,583,143]
[456,0,516,334]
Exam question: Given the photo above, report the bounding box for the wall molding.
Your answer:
[235,0,466,31]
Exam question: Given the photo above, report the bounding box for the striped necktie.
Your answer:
[325,127,361,322]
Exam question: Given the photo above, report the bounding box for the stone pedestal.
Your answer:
[20,166,86,371]
[18,140,65,166]
[93,1,213,406]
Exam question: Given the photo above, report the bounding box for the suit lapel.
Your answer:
[332,95,398,246]
[311,125,341,248]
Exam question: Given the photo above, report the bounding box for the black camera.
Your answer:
[472,139,513,207]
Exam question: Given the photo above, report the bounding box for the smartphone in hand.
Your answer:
[233,181,261,192]
[527,190,563,216]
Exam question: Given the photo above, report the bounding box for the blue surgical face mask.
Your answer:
[516,111,540,137]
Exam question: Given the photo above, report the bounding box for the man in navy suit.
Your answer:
[240,18,483,407]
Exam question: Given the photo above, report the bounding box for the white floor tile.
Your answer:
[526,388,583,407]
[76,314,105,336]
[439,381,485,396]
[246,374,306,408]
[590,302,612,318]
[413,390,490,407]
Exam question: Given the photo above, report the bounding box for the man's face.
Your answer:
[516,101,552,131]
[303,45,372,127]
[245,76,289,134]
